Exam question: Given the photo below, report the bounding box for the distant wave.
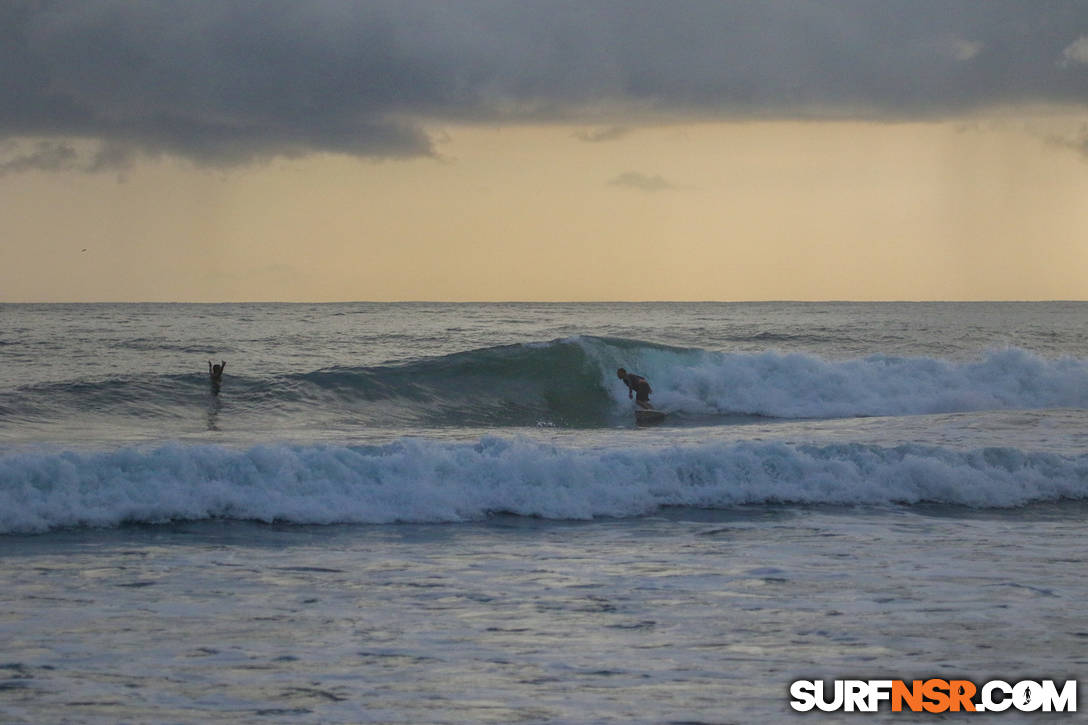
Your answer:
[2,338,1087,430]
[2,438,1086,533]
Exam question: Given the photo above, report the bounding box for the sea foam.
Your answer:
[588,342,1088,419]
[2,438,1085,533]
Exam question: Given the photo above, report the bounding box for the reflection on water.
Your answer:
[206,393,221,431]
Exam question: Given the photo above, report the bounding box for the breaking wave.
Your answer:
[2,438,1086,533]
[2,337,1086,429]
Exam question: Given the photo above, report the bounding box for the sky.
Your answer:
[3,0,1088,302]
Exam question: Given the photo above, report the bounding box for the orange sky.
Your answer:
[3,117,1087,302]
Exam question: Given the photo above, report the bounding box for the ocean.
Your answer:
[1,301,1086,723]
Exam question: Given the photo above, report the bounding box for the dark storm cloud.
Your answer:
[4,0,1088,170]
[0,141,80,175]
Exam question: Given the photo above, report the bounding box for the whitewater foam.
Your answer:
[578,340,1088,419]
[2,437,1085,533]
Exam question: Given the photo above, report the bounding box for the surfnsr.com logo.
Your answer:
[789,679,1077,713]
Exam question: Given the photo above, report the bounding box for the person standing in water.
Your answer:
[617,368,653,409]
[208,360,226,395]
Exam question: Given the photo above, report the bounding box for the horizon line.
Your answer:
[2,299,1086,305]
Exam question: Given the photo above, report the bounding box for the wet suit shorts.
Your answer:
[626,372,648,400]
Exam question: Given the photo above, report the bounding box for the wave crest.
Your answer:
[3,338,1086,430]
[2,438,1086,533]
[637,345,1088,419]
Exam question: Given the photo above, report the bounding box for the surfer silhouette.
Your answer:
[617,368,653,409]
[208,360,226,395]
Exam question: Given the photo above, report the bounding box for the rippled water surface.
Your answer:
[2,302,1086,721]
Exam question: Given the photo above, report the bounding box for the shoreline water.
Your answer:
[2,507,1086,723]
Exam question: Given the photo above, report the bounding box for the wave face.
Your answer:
[2,438,1086,533]
[3,337,1087,432]
[294,340,614,427]
[308,338,1088,422]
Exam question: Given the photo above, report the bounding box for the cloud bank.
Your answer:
[4,0,1088,170]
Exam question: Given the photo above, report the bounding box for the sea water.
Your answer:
[1,302,1086,723]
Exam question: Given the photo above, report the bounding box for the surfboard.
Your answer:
[635,408,666,425]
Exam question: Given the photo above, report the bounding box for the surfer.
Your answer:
[208,360,226,394]
[617,368,653,410]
